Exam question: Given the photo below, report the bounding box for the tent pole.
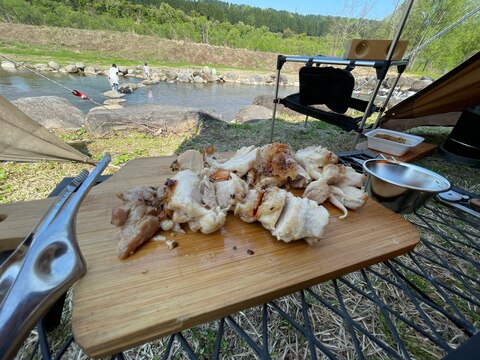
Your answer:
[352,0,415,149]
[270,68,282,142]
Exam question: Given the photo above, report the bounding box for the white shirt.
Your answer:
[109,67,119,84]
[143,65,150,76]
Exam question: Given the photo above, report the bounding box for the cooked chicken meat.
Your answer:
[302,164,343,205]
[170,149,205,174]
[209,172,249,211]
[113,186,164,260]
[166,170,227,234]
[118,209,160,259]
[198,175,218,209]
[302,163,367,219]
[336,166,366,188]
[255,143,303,189]
[113,143,368,259]
[303,178,330,204]
[329,185,368,219]
[234,189,263,223]
[256,187,288,231]
[295,145,339,180]
[205,145,259,177]
[272,192,329,244]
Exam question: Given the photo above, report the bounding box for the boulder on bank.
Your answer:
[84,104,224,135]
[12,96,84,129]
[235,105,272,124]
[48,61,60,71]
[252,95,302,118]
[65,64,78,73]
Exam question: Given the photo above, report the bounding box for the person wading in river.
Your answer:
[143,62,151,79]
[108,64,120,93]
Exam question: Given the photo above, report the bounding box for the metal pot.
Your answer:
[363,159,451,214]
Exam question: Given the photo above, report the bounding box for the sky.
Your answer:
[226,0,400,20]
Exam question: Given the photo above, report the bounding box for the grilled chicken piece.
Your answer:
[321,164,345,183]
[117,186,159,206]
[256,143,304,189]
[111,204,131,226]
[114,186,164,259]
[205,145,259,177]
[166,170,227,234]
[272,192,329,244]
[329,185,368,219]
[303,164,367,218]
[170,149,205,174]
[302,164,344,205]
[289,163,311,188]
[188,210,227,234]
[214,172,249,211]
[234,189,263,223]
[256,187,288,231]
[198,175,218,209]
[295,145,339,180]
[336,166,366,188]
[118,206,160,259]
[303,178,330,204]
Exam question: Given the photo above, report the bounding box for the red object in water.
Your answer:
[72,89,88,100]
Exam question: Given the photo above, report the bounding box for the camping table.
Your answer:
[0,154,420,357]
[1,154,479,359]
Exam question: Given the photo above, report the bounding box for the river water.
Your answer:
[0,68,296,121]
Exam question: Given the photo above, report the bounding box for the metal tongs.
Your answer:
[0,154,111,359]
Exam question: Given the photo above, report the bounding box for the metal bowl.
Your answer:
[362,159,451,214]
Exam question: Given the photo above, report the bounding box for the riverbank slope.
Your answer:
[0,23,297,75]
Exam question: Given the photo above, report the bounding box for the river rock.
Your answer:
[12,96,84,129]
[84,66,97,75]
[143,79,160,85]
[65,64,78,73]
[278,74,289,85]
[223,73,238,82]
[104,98,127,105]
[235,105,272,124]
[410,79,432,92]
[420,75,436,82]
[1,61,16,70]
[177,72,192,83]
[103,91,126,98]
[35,63,50,72]
[90,104,124,111]
[75,62,86,71]
[202,66,217,81]
[193,75,206,83]
[84,104,224,135]
[48,61,61,71]
[252,95,303,118]
[165,71,178,81]
[397,76,415,89]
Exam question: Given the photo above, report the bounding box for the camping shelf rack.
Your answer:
[270,54,409,146]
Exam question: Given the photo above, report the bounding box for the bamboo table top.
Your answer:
[0,155,420,357]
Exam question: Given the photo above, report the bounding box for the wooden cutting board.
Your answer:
[0,155,420,357]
